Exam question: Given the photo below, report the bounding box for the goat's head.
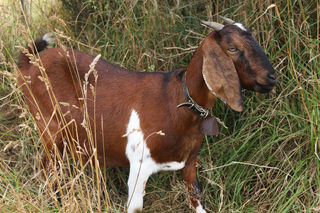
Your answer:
[200,17,276,112]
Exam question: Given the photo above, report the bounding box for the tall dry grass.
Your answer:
[0,0,319,212]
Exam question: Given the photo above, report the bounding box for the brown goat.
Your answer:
[17,18,276,212]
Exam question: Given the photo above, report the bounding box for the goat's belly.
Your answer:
[98,154,130,167]
[95,136,130,167]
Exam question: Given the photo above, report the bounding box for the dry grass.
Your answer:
[0,0,319,212]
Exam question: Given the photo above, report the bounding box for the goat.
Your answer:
[17,17,276,212]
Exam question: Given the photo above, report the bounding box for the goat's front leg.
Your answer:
[182,156,206,213]
[127,162,152,213]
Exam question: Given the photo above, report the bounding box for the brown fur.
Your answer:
[17,23,276,210]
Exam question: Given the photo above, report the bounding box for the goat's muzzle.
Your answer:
[254,74,277,93]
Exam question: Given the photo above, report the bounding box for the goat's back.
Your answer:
[18,47,192,166]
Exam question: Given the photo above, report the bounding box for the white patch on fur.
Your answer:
[42,32,55,45]
[125,109,185,213]
[196,200,206,213]
[234,23,247,32]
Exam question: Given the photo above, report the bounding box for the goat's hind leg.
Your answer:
[40,127,64,177]
[38,123,65,204]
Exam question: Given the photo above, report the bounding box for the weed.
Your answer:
[0,0,319,212]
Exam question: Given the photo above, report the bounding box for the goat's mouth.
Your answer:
[254,80,276,93]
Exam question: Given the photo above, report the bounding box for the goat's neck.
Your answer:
[185,46,216,110]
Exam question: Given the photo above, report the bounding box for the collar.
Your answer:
[177,72,210,118]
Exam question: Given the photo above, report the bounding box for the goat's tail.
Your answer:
[18,33,55,69]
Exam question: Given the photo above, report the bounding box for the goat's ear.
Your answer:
[202,37,244,112]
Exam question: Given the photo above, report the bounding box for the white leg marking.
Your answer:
[126,109,149,213]
[127,162,152,213]
[196,200,206,213]
[125,109,185,213]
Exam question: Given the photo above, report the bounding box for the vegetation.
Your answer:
[0,0,319,212]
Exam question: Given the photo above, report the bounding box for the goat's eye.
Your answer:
[228,47,239,54]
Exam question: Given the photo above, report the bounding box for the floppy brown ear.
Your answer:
[202,36,244,112]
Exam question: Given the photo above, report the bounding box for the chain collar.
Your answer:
[177,72,210,118]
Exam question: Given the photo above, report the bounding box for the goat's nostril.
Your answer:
[268,73,276,80]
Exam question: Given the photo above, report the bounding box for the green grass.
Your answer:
[0,0,319,212]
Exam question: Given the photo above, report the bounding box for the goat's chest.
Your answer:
[124,109,202,173]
